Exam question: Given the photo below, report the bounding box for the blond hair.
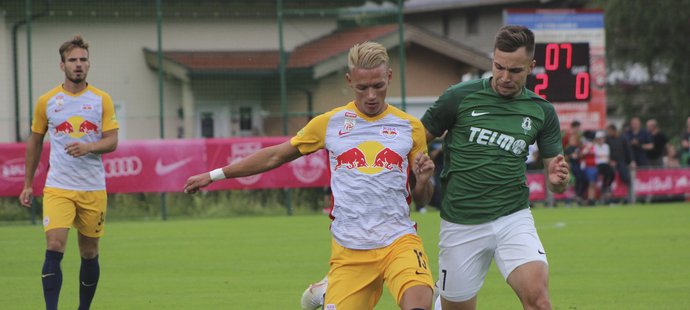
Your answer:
[348,41,389,71]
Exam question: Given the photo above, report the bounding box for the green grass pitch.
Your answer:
[2,202,690,309]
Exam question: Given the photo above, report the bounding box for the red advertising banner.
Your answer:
[2,138,687,199]
[203,138,329,191]
[0,138,329,197]
[527,168,690,201]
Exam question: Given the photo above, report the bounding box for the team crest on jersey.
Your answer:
[339,112,357,136]
[54,96,65,112]
[380,126,398,139]
[82,104,94,111]
[521,117,532,134]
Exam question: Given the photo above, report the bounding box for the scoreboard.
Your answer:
[505,9,606,129]
[527,42,590,102]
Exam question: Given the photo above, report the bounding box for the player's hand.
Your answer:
[19,187,33,208]
[413,152,435,183]
[183,172,212,194]
[548,154,570,187]
[64,142,92,157]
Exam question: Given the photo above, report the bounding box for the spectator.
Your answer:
[624,117,653,167]
[564,133,586,204]
[593,131,614,203]
[605,124,633,191]
[525,143,543,170]
[427,139,444,210]
[580,136,599,205]
[681,116,690,166]
[645,119,668,167]
[664,144,681,168]
[562,120,581,149]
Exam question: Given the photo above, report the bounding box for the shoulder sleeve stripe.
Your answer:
[100,91,120,132]
[290,107,343,155]
[31,86,62,134]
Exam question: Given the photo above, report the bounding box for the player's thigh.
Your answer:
[73,190,107,238]
[493,208,548,280]
[438,219,495,302]
[42,187,78,231]
[325,239,383,310]
[382,234,434,305]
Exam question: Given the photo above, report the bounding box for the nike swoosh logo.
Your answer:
[471,110,489,117]
[538,249,546,255]
[338,130,349,136]
[155,157,194,176]
[41,273,55,278]
[415,271,428,275]
[81,281,97,287]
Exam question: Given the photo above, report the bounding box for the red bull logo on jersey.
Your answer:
[54,121,75,135]
[335,148,367,170]
[380,126,398,139]
[333,141,406,174]
[79,120,99,134]
[373,147,404,172]
[54,116,99,138]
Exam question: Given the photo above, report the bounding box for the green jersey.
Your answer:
[421,78,563,224]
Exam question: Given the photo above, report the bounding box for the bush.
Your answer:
[0,188,330,223]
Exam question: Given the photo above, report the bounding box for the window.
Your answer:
[239,107,252,131]
[201,112,214,138]
[466,11,478,35]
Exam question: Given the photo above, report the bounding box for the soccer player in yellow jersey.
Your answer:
[20,35,119,310]
[185,41,435,310]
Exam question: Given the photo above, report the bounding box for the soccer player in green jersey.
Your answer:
[421,25,570,310]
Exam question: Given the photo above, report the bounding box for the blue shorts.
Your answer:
[584,167,598,182]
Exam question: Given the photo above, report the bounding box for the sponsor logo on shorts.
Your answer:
[43,216,50,227]
[325,305,336,310]
[538,249,546,255]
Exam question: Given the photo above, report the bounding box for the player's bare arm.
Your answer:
[412,152,435,206]
[19,132,46,207]
[184,140,303,194]
[543,154,570,193]
[64,129,118,157]
[424,129,437,144]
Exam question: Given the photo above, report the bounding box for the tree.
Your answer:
[596,0,690,140]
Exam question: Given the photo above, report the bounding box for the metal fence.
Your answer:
[1,0,408,221]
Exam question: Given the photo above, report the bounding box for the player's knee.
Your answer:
[46,239,67,252]
[79,248,98,259]
[522,289,550,310]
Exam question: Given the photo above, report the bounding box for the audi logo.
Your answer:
[104,156,143,177]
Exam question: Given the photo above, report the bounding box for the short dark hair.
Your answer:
[59,35,89,62]
[494,25,535,59]
[571,120,581,128]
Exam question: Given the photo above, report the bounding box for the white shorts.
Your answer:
[437,208,547,302]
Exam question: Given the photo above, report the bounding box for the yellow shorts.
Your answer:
[42,187,107,238]
[324,234,434,309]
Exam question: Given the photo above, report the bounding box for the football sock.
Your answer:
[42,250,64,310]
[78,255,100,310]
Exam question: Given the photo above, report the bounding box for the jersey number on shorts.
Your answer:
[414,249,428,269]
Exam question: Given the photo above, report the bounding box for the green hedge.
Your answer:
[0,188,330,223]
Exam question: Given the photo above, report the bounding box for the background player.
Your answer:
[20,35,119,310]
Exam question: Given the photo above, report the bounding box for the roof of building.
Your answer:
[144,23,491,80]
